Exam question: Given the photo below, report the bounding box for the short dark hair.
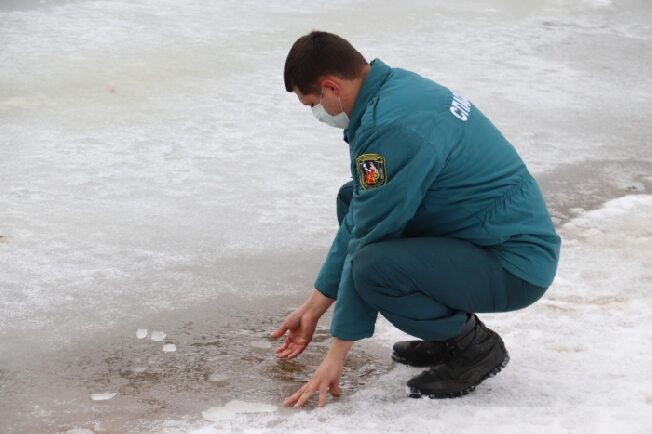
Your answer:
[284,31,367,95]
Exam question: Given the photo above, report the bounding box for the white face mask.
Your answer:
[311,89,350,129]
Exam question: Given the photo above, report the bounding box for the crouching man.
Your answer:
[271,31,560,407]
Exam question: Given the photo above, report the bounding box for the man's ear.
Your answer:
[320,78,341,95]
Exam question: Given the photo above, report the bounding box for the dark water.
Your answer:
[537,159,652,224]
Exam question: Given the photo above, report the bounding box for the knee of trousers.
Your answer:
[338,181,354,201]
[351,244,389,302]
[502,270,550,311]
[336,181,354,224]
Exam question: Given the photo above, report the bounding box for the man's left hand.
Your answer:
[283,353,344,408]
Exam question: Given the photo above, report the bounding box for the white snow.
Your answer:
[58,430,95,434]
[162,343,177,353]
[89,393,116,401]
[201,400,277,422]
[136,328,148,339]
[150,331,167,342]
[583,0,612,8]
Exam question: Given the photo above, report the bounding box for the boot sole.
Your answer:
[406,352,510,399]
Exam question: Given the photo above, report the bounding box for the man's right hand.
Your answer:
[270,289,335,360]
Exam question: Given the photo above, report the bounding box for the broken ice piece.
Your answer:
[133,367,147,374]
[250,340,272,350]
[202,400,276,421]
[136,328,148,339]
[208,374,229,385]
[150,330,167,341]
[162,344,176,353]
[90,393,116,401]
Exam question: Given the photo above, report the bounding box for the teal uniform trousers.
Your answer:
[338,181,547,341]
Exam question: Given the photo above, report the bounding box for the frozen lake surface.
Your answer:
[1,0,651,432]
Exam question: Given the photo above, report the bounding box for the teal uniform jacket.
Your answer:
[314,59,561,341]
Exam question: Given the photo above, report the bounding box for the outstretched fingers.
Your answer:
[277,347,293,359]
[283,383,308,406]
[294,387,315,408]
[276,340,307,360]
[329,377,341,397]
[270,324,288,340]
[283,382,336,408]
[318,384,328,407]
[286,344,305,359]
[274,339,290,355]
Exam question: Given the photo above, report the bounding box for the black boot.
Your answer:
[392,340,448,367]
[406,315,509,399]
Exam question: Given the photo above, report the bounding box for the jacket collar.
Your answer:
[344,58,391,144]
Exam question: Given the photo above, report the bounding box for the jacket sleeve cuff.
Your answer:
[314,284,337,301]
[314,267,341,300]
[330,327,375,341]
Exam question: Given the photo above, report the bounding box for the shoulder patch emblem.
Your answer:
[356,153,387,189]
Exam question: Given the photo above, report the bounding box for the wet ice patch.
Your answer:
[162,344,176,353]
[150,330,167,342]
[201,400,276,422]
[207,374,229,385]
[250,340,272,351]
[90,393,116,401]
[136,328,148,339]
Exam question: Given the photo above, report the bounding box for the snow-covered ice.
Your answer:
[162,343,177,353]
[1,0,651,432]
[90,393,116,401]
[136,328,148,339]
[150,331,167,342]
[201,400,277,422]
